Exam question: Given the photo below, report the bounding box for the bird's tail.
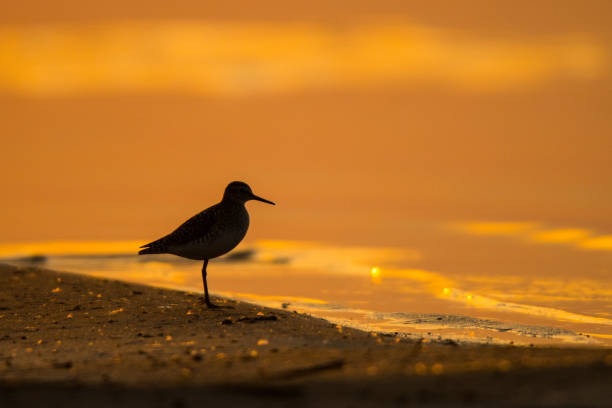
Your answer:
[138,238,166,255]
[138,247,159,255]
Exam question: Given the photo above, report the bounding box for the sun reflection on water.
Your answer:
[0,21,606,96]
[453,221,612,252]
[581,235,612,251]
[1,230,611,346]
[0,240,142,257]
[531,228,592,244]
[370,267,381,284]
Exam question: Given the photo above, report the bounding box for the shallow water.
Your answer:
[1,6,611,351]
[3,220,611,347]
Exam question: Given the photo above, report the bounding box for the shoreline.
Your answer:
[1,263,611,406]
[3,238,611,348]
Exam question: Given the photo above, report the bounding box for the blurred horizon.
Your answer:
[2,1,612,247]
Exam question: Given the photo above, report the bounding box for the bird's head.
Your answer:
[223,181,275,205]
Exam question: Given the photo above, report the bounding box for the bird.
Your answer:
[138,181,275,308]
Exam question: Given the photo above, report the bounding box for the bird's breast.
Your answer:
[207,214,249,258]
[169,206,249,260]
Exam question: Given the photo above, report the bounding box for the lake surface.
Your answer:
[1,8,611,348]
[3,220,611,347]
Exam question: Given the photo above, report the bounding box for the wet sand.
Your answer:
[1,263,611,407]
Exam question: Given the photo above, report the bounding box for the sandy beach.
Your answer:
[1,1,611,406]
[0,263,610,407]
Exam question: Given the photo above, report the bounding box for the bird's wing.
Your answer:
[140,204,221,252]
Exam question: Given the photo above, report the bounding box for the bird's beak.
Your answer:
[251,194,275,205]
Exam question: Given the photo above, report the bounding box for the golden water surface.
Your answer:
[1,3,611,346]
[2,221,611,346]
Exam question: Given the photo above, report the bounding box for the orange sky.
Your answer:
[1,1,611,245]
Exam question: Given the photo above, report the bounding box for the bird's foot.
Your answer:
[206,302,223,309]
[199,298,225,310]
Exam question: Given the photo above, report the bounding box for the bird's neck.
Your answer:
[221,197,246,208]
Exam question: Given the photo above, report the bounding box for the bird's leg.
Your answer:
[200,259,220,309]
[201,259,212,306]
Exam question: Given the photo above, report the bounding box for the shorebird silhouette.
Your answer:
[138,181,275,307]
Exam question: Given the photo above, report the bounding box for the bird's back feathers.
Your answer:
[138,202,234,256]
[138,181,273,261]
